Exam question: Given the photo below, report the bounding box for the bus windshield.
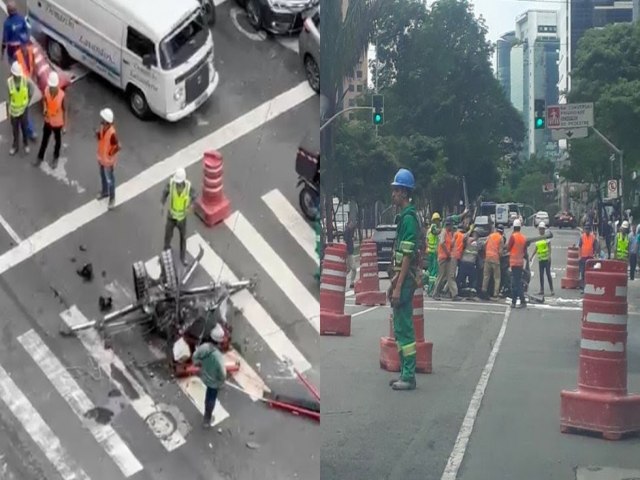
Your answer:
[159,11,208,70]
[479,202,496,217]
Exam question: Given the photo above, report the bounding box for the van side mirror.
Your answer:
[142,54,155,68]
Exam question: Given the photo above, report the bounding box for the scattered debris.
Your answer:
[246,441,260,450]
[70,257,76,263]
[99,296,113,312]
[84,406,114,425]
[79,245,87,252]
[102,270,107,278]
[77,263,93,281]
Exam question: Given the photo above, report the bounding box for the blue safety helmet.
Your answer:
[391,168,415,190]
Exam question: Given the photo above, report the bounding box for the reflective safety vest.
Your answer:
[15,45,34,77]
[97,125,117,167]
[170,180,191,221]
[7,76,28,117]
[535,239,550,261]
[509,231,527,267]
[437,230,452,261]
[44,88,65,127]
[461,239,478,264]
[485,232,502,263]
[615,233,629,261]
[452,231,465,260]
[427,226,439,254]
[580,233,595,259]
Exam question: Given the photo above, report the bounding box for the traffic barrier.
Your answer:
[32,42,70,93]
[561,246,580,289]
[380,287,433,373]
[320,244,351,336]
[560,259,640,440]
[195,151,232,227]
[355,240,386,306]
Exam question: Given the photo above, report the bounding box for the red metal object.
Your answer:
[355,240,386,306]
[320,243,351,336]
[32,42,70,93]
[380,286,433,373]
[195,151,231,227]
[561,246,580,289]
[560,259,640,440]
[265,398,320,422]
[295,368,320,401]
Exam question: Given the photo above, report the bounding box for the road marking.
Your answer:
[60,306,187,452]
[261,189,318,265]
[0,361,91,480]
[188,233,312,373]
[0,213,21,244]
[17,329,143,477]
[223,348,270,401]
[424,307,505,315]
[441,306,512,480]
[576,466,640,480]
[175,375,230,427]
[225,211,320,332]
[0,81,316,276]
[352,306,379,318]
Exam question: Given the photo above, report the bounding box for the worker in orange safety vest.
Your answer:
[34,71,66,169]
[577,223,599,291]
[482,225,504,299]
[95,108,121,210]
[507,219,528,308]
[432,218,456,301]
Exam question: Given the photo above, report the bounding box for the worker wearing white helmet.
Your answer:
[95,107,121,209]
[530,221,554,296]
[507,216,528,308]
[6,60,33,156]
[192,323,227,429]
[614,220,631,263]
[34,71,67,169]
[161,167,197,266]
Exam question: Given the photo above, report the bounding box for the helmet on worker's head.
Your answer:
[496,225,504,233]
[538,221,546,229]
[210,324,225,343]
[513,219,522,228]
[10,61,22,77]
[100,108,114,124]
[173,168,186,184]
[431,212,441,221]
[48,72,59,88]
[391,168,415,190]
[621,220,629,228]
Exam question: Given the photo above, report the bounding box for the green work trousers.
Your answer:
[392,282,417,381]
[427,252,438,293]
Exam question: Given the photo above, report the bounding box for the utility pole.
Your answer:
[374,37,379,138]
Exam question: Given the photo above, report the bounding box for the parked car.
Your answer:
[236,0,318,35]
[508,211,522,227]
[298,6,319,93]
[554,211,577,229]
[372,225,396,276]
[534,211,550,228]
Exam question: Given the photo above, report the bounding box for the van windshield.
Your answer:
[159,11,208,70]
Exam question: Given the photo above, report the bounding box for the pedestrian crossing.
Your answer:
[0,188,318,478]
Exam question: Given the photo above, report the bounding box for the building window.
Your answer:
[348,84,355,92]
[356,70,363,79]
[356,84,363,92]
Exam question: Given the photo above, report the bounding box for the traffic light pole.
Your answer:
[591,126,624,215]
[320,106,372,132]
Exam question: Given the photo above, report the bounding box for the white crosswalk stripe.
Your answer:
[17,329,143,477]
[60,306,188,451]
[261,189,318,265]
[225,210,320,332]
[0,362,91,480]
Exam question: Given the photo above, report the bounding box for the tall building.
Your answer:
[512,10,561,159]
[341,0,368,114]
[634,0,639,21]
[496,31,517,99]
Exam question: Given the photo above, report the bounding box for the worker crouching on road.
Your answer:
[161,168,197,266]
[387,168,420,391]
[34,72,66,169]
[507,219,527,308]
[192,324,227,429]
[530,222,554,297]
[7,61,32,156]
[96,108,121,210]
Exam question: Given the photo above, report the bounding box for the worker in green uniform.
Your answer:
[387,168,421,391]
[425,212,441,294]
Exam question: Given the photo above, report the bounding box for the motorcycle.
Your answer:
[295,145,320,221]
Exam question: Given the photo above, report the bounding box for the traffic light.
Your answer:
[372,94,384,125]
[534,99,546,129]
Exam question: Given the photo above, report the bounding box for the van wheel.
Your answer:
[127,86,151,120]
[47,38,72,69]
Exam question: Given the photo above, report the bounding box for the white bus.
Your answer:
[28,0,220,121]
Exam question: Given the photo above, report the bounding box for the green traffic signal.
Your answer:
[373,113,383,125]
[535,117,545,129]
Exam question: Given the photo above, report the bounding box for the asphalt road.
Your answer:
[322,226,640,480]
[0,1,320,479]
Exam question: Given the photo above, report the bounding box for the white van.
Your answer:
[495,203,510,228]
[27,0,220,122]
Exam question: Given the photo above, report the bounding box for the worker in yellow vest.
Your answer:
[14,35,37,141]
[425,212,441,294]
[529,221,554,296]
[614,221,631,263]
[6,61,32,156]
[161,168,197,266]
[34,72,66,169]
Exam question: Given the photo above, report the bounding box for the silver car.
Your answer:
[298,7,319,93]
